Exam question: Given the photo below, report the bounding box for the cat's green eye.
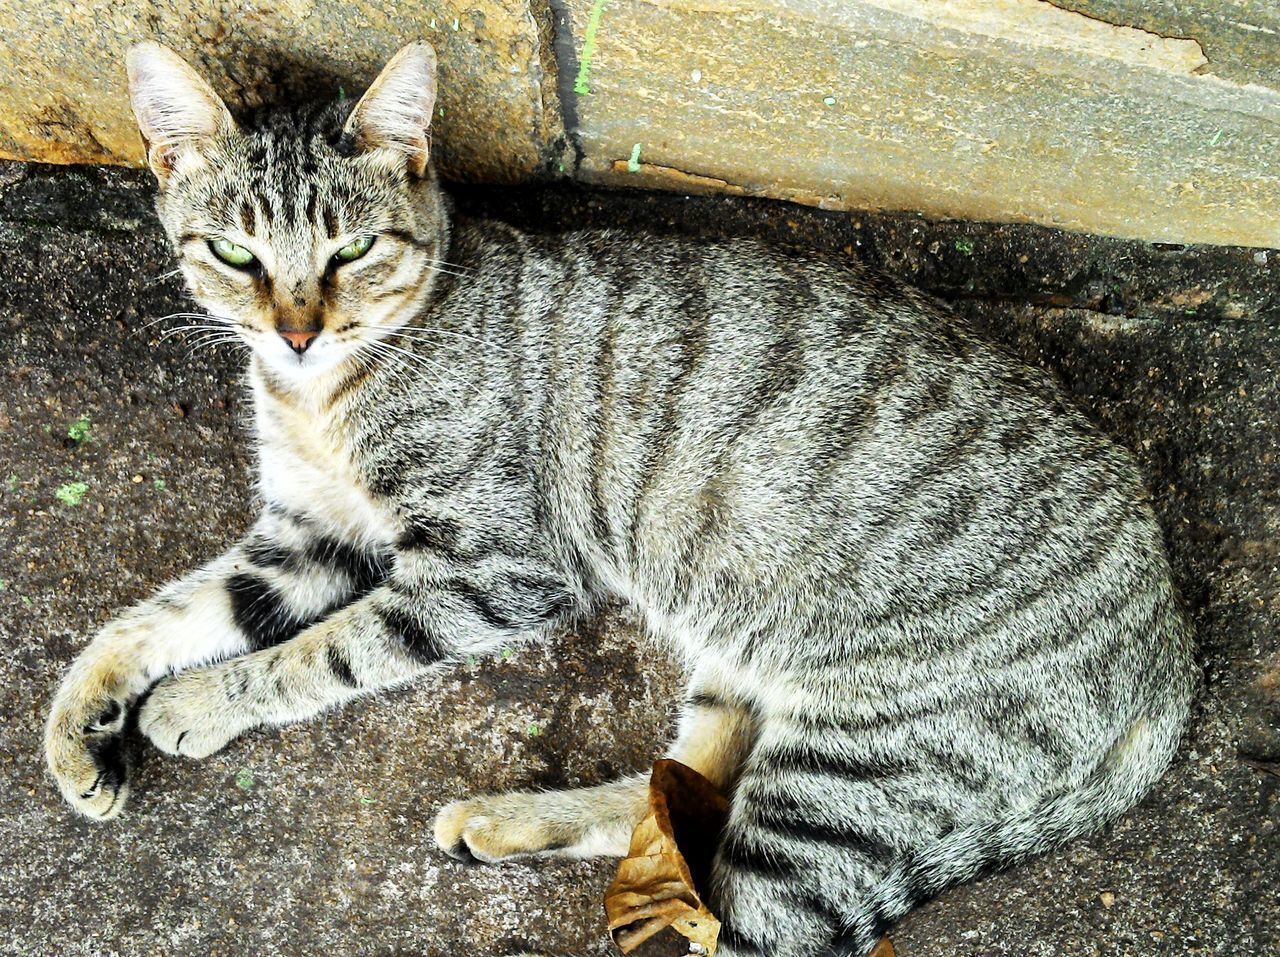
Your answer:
[333,235,375,263]
[209,238,257,268]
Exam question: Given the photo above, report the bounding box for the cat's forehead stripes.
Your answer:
[239,199,257,238]
[199,103,367,240]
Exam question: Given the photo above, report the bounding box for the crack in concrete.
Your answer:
[1037,0,1213,62]
[868,0,1207,73]
[544,0,588,173]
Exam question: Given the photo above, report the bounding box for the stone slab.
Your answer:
[0,0,563,183]
[4,1,1280,248]
[559,0,1280,248]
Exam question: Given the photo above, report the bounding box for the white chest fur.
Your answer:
[252,376,397,545]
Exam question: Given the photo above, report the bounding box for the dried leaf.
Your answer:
[605,760,729,955]
[605,760,898,957]
[869,936,896,957]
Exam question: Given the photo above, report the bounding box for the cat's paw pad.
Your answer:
[45,698,131,820]
[433,795,564,863]
[137,671,238,759]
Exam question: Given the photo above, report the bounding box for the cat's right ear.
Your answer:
[126,42,235,185]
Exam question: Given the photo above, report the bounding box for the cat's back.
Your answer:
[459,217,1142,526]
[445,215,1194,738]
[450,220,1158,558]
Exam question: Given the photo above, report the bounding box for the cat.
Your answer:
[44,40,1196,957]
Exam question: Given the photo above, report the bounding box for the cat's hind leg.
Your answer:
[705,711,958,957]
[705,703,1179,957]
[433,689,756,862]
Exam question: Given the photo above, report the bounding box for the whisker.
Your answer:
[187,332,243,349]
[192,341,248,355]
[144,267,184,287]
[366,337,504,417]
[134,311,239,335]
[385,326,511,356]
[157,324,230,343]
[419,262,469,280]
[369,338,467,385]
[136,312,206,332]
[421,256,470,273]
[358,338,468,404]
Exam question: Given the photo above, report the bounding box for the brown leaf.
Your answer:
[605,760,729,955]
[605,760,898,957]
[869,936,897,957]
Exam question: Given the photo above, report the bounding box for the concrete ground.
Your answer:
[0,161,1275,956]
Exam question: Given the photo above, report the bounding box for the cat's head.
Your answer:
[126,42,449,380]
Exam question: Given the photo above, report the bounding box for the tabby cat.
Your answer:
[44,41,1196,957]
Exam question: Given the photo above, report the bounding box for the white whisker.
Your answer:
[135,310,239,334]
[144,267,184,287]
[421,256,470,273]
[385,325,511,356]
[358,337,472,406]
[420,262,469,280]
[157,324,232,342]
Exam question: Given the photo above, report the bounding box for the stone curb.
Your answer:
[1,0,1277,247]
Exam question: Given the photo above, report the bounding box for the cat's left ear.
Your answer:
[343,42,438,176]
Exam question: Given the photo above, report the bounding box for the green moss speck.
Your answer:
[152,478,167,491]
[500,647,514,659]
[67,416,91,443]
[527,723,542,737]
[55,481,89,506]
[954,238,976,256]
[235,768,254,790]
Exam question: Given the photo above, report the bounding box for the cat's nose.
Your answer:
[280,330,319,354]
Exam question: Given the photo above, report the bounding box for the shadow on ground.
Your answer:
[0,162,1275,956]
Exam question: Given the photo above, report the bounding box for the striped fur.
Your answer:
[44,43,1196,956]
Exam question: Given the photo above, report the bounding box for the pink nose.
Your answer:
[280,330,319,354]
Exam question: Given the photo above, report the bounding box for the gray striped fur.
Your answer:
[43,43,1196,957]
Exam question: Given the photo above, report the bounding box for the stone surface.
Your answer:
[0,0,563,182]
[4,2,1280,247]
[560,0,1280,248]
[0,163,1276,955]
[1052,1,1280,87]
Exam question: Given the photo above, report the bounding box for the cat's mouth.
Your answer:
[259,330,350,377]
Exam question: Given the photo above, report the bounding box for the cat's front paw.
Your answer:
[434,794,569,863]
[45,695,131,820]
[137,668,246,759]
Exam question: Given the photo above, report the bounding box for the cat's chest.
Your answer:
[254,391,397,542]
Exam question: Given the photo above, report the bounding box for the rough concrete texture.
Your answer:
[0,0,563,182]
[0,162,1276,955]
[4,1,1280,247]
